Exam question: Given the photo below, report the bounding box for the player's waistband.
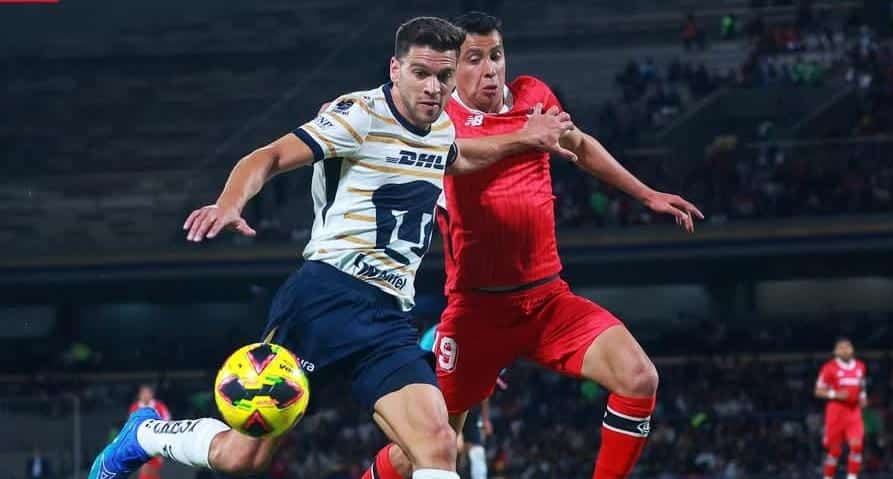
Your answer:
[472,274,560,294]
[302,260,400,309]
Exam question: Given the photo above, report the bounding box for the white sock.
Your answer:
[412,469,460,479]
[136,418,230,469]
[468,445,487,479]
[847,474,858,479]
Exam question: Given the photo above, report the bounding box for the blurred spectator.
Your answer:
[721,14,737,39]
[25,448,52,479]
[682,13,706,51]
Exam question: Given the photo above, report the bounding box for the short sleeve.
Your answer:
[293,96,372,162]
[542,85,563,112]
[445,143,459,168]
[816,364,832,388]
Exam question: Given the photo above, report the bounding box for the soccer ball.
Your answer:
[214,343,310,437]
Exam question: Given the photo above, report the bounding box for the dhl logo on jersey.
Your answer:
[385,149,445,170]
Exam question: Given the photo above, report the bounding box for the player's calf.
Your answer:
[139,416,277,474]
[206,429,278,474]
[823,442,842,479]
[847,441,863,479]
[579,326,658,479]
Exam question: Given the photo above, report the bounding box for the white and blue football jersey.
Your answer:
[293,83,456,311]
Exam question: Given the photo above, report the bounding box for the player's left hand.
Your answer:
[860,396,868,408]
[642,191,705,233]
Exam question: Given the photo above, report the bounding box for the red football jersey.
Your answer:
[129,399,171,420]
[439,76,563,292]
[816,358,866,412]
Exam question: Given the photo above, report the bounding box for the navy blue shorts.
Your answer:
[261,261,436,412]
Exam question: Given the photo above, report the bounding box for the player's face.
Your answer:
[138,386,154,403]
[456,31,506,113]
[389,45,457,128]
[834,341,854,361]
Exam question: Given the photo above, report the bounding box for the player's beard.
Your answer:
[416,99,442,123]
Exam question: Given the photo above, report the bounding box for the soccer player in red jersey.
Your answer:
[815,338,867,479]
[363,12,703,479]
[128,385,172,479]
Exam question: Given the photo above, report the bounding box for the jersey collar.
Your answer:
[382,82,431,137]
[452,85,513,115]
[835,358,856,370]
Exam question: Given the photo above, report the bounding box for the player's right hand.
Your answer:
[523,103,578,162]
[482,418,494,437]
[834,390,850,401]
[183,204,256,242]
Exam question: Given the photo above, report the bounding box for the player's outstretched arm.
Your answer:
[559,129,704,233]
[480,398,493,437]
[447,103,576,176]
[184,133,315,242]
[815,385,848,401]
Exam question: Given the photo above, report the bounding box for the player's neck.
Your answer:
[835,357,855,368]
[454,88,510,114]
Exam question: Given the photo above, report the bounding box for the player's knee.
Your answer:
[617,356,659,397]
[409,422,457,468]
[827,443,843,458]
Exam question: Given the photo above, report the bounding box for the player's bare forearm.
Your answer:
[448,132,531,175]
[217,133,315,211]
[480,398,491,422]
[815,386,846,401]
[448,104,576,175]
[562,129,704,231]
[562,130,652,202]
[215,149,278,212]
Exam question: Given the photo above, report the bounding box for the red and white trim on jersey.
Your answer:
[836,358,857,370]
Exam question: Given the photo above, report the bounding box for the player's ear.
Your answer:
[389,56,401,84]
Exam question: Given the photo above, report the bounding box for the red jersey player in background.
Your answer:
[128,385,171,479]
[364,12,703,479]
[815,338,867,479]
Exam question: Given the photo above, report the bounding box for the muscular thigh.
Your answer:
[525,281,623,377]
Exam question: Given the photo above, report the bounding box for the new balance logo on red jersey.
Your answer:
[464,114,484,127]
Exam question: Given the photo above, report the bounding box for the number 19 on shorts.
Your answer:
[435,333,458,372]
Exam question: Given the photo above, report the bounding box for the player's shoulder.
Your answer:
[820,358,836,370]
[856,359,867,369]
[330,87,382,115]
[509,75,555,98]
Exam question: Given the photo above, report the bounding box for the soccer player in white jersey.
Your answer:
[87,17,574,479]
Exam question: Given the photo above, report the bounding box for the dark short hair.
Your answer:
[452,11,503,36]
[835,336,853,347]
[394,17,465,59]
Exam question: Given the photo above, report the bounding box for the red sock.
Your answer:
[848,443,863,476]
[823,451,839,479]
[362,444,405,479]
[593,394,656,479]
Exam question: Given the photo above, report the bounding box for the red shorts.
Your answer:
[823,411,864,448]
[434,278,622,414]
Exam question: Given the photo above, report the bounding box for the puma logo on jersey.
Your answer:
[465,114,484,127]
[385,150,445,170]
